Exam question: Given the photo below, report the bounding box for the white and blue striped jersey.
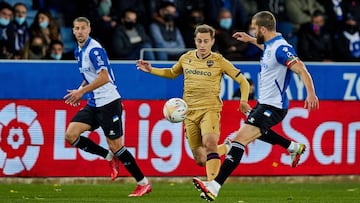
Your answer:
[258,35,298,109]
[74,37,120,107]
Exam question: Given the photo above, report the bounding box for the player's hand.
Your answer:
[304,94,319,111]
[232,32,255,43]
[239,100,252,115]
[136,59,152,72]
[64,89,82,107]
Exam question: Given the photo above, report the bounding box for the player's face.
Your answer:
[73,21,91,45]
[194,32,214,57]
[251,19,265,44]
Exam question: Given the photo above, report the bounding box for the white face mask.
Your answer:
[219,18,232,30]
[0,17,10,26]
[39,21,49,28]
[15,16,26,25]
[50,53,62,60]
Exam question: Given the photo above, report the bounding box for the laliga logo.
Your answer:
[0,103,44,175]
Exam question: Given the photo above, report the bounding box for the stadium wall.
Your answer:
[0,61,359,177]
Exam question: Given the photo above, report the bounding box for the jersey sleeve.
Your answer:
[275,45,300,68]
[89,47,110,73]
[150,55,184,78]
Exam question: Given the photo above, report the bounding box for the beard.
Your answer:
[256,33,265,44]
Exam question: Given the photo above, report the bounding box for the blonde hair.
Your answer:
[194,24,216,38]
[73,17,91,27]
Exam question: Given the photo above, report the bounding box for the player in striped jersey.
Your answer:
[63,17,151,197]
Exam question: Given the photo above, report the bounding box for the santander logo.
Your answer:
[0,103,44,175]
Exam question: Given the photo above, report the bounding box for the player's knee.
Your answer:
[65,130,79,145]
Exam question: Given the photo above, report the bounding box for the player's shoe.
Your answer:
[192,177,216,201]
[290,143,306,167]
[109,157,119,181]
[224,138,232,154]
[128,183,152,197]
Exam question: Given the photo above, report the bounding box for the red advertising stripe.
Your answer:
[0,100,359,177]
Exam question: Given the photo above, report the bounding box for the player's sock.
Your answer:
[105,151,113,161]
[137,177,149,186]
[72,136,109,158]
[214,141,245,185]
[114,146,145,182]
[217,144,227,156]
[258,129,291,149]
[206,153,221,181]
[287,141,299,152]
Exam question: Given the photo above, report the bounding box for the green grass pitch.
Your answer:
[0,177,359,203]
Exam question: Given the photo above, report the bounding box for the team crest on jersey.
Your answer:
[206,60,214,67]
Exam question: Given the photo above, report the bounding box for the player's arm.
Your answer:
[136,59,181,79]
[222,60,252,114]
[289,60,319,111]
[232,32,264,50]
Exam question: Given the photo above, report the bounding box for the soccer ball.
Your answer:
[163,98,188,123]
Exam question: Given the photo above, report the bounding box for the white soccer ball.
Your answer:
[163,98,188,123]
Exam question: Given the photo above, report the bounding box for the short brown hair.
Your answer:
[194,24,215,38]
[253,11,276,31]
[73,17,91,27]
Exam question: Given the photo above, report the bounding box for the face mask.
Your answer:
[124,21,135,29]
[164,14,174,22]
[345,24,358,34]
[219,18,232,30]
[31,45,43,55]
[50,53,62,60]
[191,16,203,25]
[15,16,26,25]
[39,21,49,28]
[0,17,10,26]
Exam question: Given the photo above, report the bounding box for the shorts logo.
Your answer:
[264,110,272,117]
[248,117,255,123]
[0,103,44,175]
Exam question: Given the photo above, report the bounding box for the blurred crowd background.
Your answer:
[0,0,360,62]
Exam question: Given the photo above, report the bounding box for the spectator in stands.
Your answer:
[111,8,155,60]
[215,8,248,61]
[179,8,205,48]
[149,1,185,60]
[21,35,47,59]
[297,10,334,62]
[204,0,248,31]
[7,2,29,59]
[0,1,13,59]
[341,0,360,25]
[45,39,66,60]
[29,9,61,49]
[333,13,360,61]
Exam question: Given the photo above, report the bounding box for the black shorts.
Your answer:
[245,103,287,134]
[71,99,123,139]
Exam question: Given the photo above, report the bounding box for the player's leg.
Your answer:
[201,110,221,181]
[193,124,261,201]
[65,106,113,160]
[259,129,306,167]
[217,138,231,156]
[193,104,287,201]
[101,99,151,196]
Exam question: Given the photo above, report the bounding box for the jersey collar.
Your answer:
[264,34,282,46]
